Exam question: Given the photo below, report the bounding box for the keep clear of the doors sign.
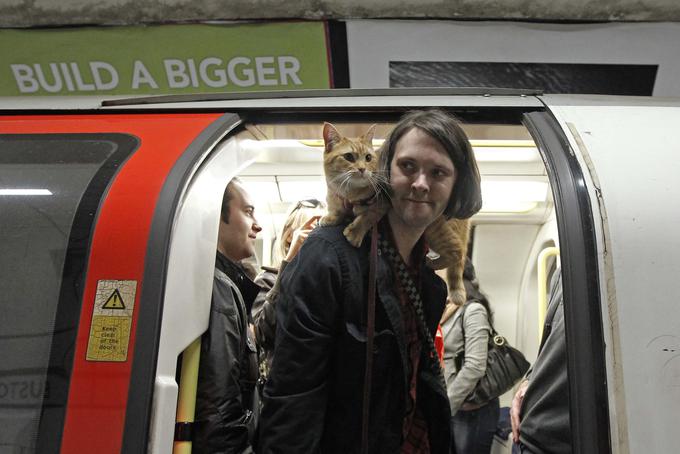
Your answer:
[86,279,137,362]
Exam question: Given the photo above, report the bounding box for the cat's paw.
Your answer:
[449,287,466,306]
[343,224,365,248]
[319,214,340,226]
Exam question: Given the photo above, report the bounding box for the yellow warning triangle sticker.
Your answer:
[102,289,126,310]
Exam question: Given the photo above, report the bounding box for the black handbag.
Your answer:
[454,302,530,405]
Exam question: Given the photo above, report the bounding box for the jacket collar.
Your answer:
[215,251,261,313]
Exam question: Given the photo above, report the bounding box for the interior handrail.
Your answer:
[537,246,560,341]
[173,337,202,454]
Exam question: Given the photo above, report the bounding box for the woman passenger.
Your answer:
[442,258,499,454]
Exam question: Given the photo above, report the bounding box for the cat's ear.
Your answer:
[362,124,377,148]
[323,122,342,152]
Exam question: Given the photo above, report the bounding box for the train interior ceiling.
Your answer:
[231,118,558,390]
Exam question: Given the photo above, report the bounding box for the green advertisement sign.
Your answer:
[0,22,331,96]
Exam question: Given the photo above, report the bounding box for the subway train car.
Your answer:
[1,89,678,453]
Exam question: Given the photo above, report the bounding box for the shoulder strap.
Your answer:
[458,301,496,348]
[361,225,378,454]
[457,302,468,339]
[379,236,443,377]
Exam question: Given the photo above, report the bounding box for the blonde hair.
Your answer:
[273,199,326,266]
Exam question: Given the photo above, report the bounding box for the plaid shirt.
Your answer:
[387,228,431,454]
[399,280,431,453]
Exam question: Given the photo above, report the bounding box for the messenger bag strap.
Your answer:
[361,224,379,454]
[379,236,444,379]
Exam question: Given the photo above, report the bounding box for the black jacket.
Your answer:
[194,252,261,454]
[519,271,570,453]
[259,224,452,453]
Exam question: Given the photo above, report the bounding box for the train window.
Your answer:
[0,134,137,453]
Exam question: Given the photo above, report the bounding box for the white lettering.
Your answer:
[164,59,190,88]
[278,56,302,85]
[59,63,75,91]
[90,61,118,90]
[34,63,63,93]
[227,57,255,87]
[131,61,158,89]
[10,64,39,93]
[255,56,277,86]
[70,62,95,91]
[187,58,199,88]
[199,57,227,88]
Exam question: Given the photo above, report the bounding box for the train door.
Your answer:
[0,112,242,453]
[150,106,603,454]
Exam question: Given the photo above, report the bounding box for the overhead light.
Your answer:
[480,181,549,213]
[472,143,539,162]
[0,189,53,196]
[298,139,385,148]
[245,139,538,163]
[239,177,328,206]
[278,179,327,203]
[239,179,280,204]
[242,139,315,150]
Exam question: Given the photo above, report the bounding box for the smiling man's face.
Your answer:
[217,182,261,262]
[388,127,456,235]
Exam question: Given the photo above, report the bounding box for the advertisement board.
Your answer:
[0,22,332,96]
[346,21,680,96]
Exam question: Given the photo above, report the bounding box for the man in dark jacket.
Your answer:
[510,269,570,453]
[259,110,483,453]
[194,178,263,454]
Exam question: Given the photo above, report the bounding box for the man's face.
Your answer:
[217,182,261,262]
[389,127,456,232]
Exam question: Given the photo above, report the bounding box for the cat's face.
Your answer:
[322,122,378,196]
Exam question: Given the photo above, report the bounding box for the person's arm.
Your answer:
[253,216,318,353]
[446,303,491,413]
[258,234,342,453]
[252,270,277,351]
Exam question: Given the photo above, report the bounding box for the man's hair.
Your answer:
[377,109,482,219]
[220,177,242,224]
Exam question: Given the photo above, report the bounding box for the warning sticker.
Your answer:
[86,279,137,362]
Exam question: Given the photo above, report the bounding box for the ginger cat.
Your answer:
[320,122,471,304]
[319,122,385,242]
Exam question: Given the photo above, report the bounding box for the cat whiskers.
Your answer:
[371,170,393,203]
[366,172,381,197]
[372,170,390,184]
[335,171,354,195]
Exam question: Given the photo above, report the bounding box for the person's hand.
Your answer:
[511,379,530,444]
[285,216,320,261]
